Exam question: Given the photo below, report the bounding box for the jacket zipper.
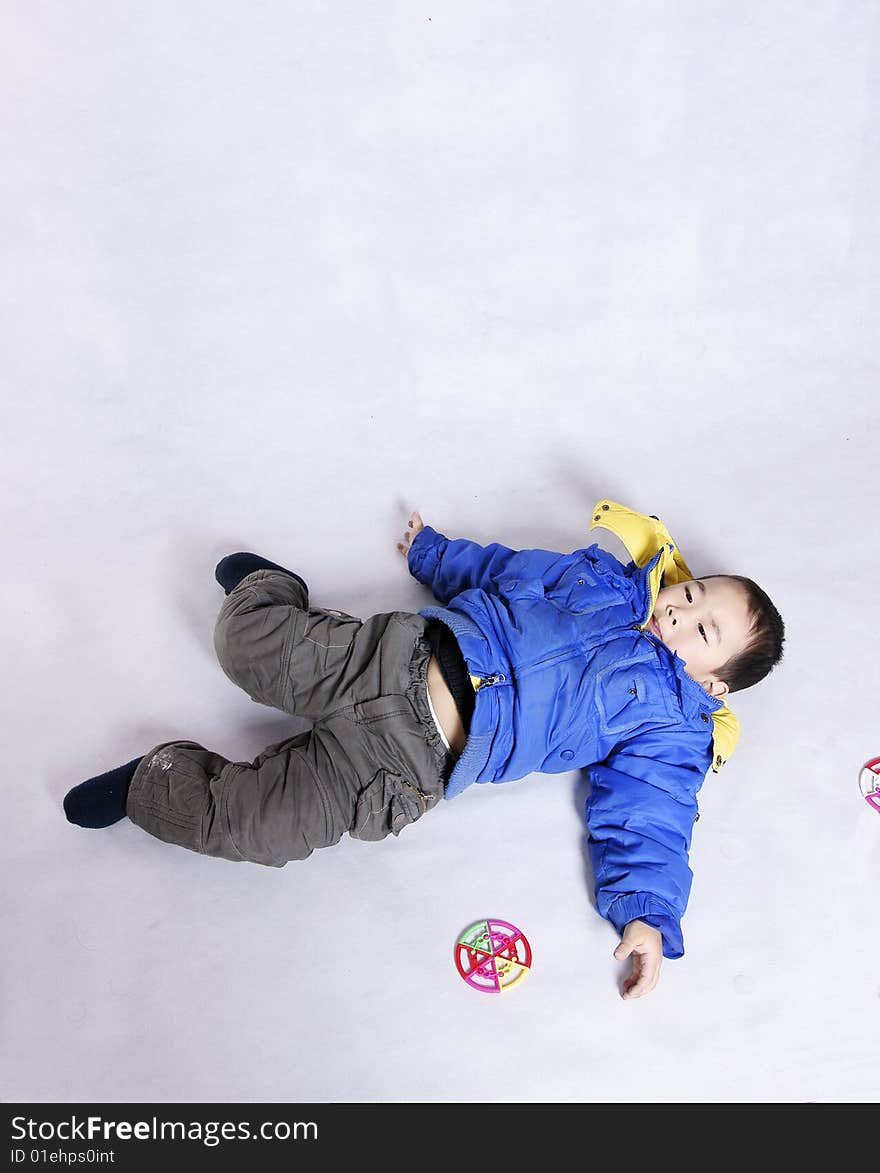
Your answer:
[471,645,582,692]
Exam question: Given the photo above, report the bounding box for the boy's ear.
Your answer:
[703,678,729,699]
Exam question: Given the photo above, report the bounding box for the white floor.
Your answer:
[4,1,878,1104]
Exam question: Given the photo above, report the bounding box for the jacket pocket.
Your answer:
[594,662,654,737]
[596,661,680,731]
[350,769,429,841]
[544,561,621,617]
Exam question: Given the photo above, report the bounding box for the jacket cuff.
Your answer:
[605,893,685,960]
[407,525,443,588]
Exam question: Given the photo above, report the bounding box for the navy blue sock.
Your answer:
[214,552,309,598]
[63,757,143,828]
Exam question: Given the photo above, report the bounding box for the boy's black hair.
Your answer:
[702,574,785,693]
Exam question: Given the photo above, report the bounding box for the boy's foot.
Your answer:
[214,553,309,598]
[63,757,144,828]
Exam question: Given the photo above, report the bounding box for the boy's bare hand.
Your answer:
[397,511,425,558]
[614,920,663,999]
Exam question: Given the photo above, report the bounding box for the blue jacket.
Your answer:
[408,499,741,960]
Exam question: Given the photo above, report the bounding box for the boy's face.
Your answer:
[648,576,752,698]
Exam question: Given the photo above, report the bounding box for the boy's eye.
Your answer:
[685,587,692,602]
[699,624,707,642]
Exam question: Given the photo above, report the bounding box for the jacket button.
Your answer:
[701,713,710,723]
[694,812,700,822]
[561,750,574,761]
[577,579,584,585]
[602,504,610,511]
[716,754,723,766]
[594,514,600,522]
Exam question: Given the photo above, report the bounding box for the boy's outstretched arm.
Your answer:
[615,920,664,999]
[396,509,568,603]
[583,732,713,998]
[397,509,523,601]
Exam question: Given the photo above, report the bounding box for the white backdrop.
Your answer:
[3,0,878,1104]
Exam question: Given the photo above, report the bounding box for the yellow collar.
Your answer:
[590,498,740,772]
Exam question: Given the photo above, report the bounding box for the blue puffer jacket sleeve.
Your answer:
[407,525,565,604]
[584,741,711,959]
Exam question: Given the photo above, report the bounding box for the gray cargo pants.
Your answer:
[125,569,456,866]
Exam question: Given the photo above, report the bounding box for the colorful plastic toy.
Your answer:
[860,757,880,813]
[454,918,532,993]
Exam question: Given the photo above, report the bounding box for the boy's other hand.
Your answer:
[614,920,663,999]
[397,511,425,558]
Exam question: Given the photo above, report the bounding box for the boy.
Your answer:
[64,499,784,999]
